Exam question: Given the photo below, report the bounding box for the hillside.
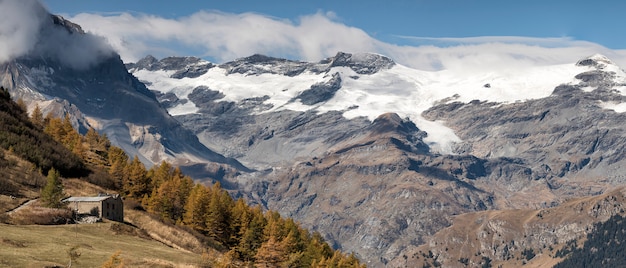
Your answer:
[391,187,626,267]
[0,222,203,267]
[554,213,626,267]
[0,85,365,267]
[0,87,87,178]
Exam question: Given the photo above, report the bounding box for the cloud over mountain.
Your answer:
[67,9,626,72]
[0,0,114,69]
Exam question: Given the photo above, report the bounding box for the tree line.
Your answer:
[554,213,626,268]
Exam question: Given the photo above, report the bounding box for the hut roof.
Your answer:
[64,196,111,202]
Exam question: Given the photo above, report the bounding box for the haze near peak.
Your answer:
[0,0,114,70]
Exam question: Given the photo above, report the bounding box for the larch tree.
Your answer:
[124,156,150,198]
[206,182,233,245]
[149,161,173,189]
[107,145,128,189]
[30,103,44,128]
[254,217,288,268]
[183,184,210,231]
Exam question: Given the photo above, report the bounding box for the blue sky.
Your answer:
[39,0,626,69]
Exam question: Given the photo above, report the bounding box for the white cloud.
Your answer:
[67,10,626,71]
[0,0,47,63]
[0,0,114,69]
[70,11,377,64]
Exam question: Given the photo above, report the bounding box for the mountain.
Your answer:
[0,12,248,180]
[131,52,626,266]
[391,187,626,267]
[5,5,626,266]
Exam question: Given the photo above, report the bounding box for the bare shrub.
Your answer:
[2,238,27,248]
[0,213,10,224]
[110,222,151,239]
[125,199,145,211]
[12,163,45,188]
[85,169,117,190]
[0,174,19,196]
[9,206,73,225]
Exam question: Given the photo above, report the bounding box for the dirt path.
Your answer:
[6,199,37,215]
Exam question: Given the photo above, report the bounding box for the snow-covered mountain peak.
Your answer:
[127,55,215,79]
[326,52,396,74]
[216,51,395,77]
[577,54,617,69]
[130,53,617,154]
[219,54,314,76]
[574,54,626,94]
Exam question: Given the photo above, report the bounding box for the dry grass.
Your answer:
[123,205,221,255]
[0,222,203,267]
[63,178,112,197]
[0,195,32,214]
[6,204,73,225]
[0,151,44,213]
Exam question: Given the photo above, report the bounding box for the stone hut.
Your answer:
[64,193,123,222]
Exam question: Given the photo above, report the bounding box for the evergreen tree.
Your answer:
[40,168,66,208]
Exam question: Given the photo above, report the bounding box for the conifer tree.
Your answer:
[149,161,173,189]
[124,156,149,198]
[40,168,66,208]
[254,234,287,268]
[44,116,66,142]
[206,182,233,245]
[107,146,128,189]
[183,184,210,231]
[61,114,82,151]
[145,172,191,222]
[30,104,44,128]
[255,216,290,268]
[236,205,267,262]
